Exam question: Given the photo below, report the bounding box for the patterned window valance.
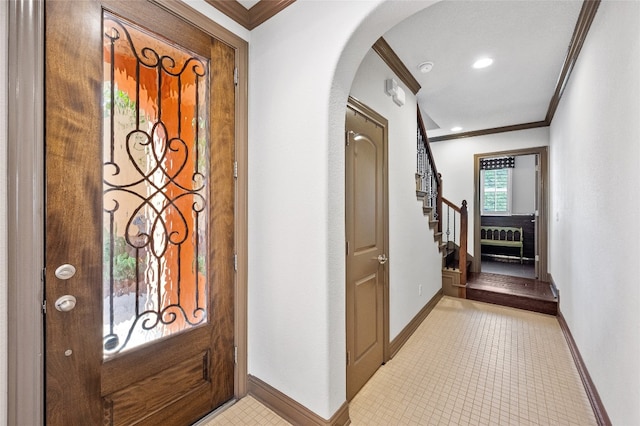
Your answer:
[480,156,515,170]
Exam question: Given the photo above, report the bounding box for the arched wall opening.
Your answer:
[327,0,442,416]
[247,0,440,420]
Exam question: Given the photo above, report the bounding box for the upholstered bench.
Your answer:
[480,226,523,264]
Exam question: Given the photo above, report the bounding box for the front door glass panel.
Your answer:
[102,12,209,358]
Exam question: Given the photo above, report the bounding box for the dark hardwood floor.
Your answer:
[466,272,558,315]
[481,258,535,279]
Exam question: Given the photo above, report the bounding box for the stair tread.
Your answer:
[467,273,556,301]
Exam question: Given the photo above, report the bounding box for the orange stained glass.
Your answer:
[102,12,209,357]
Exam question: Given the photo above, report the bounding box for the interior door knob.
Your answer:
[55,295,77,312]
[377,254,388,265]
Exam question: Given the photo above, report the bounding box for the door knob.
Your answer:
[377,254,388,265]
[55,295,77,312]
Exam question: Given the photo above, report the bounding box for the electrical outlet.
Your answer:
[419,285,423,296]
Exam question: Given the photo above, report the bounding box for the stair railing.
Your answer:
[441,198,468,285]
[417,109,468,286]
[416,109,442,233]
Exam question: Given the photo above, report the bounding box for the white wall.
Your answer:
[248,0,440,419]
[350,50,442,340]
[512,154,536,215]
[549,1,640,424]
[430,127,549,254]
[0,1,8,423]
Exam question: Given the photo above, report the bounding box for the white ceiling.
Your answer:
[383,1,583,139]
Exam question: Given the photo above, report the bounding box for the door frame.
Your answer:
[345,96,390,398]
[7,1,248,423]
[473,146,549,281]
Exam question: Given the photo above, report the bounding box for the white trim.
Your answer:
[7,0,45,424]
[0,1,8,423]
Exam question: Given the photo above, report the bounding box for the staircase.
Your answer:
[417,193,446,254]
[416,110,469,298]
[416,108,558,315]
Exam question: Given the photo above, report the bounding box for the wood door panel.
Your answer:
[45,1,104,423]
[354,274,379,359]
[208,37,237,408]
[103,351,210,426]
[45,1,236,423]
[128,392,213,426]
[101,325,210,395]
[354,137,378,251]
[104,386,214,426]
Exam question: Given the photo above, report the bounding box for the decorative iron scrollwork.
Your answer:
[102,14,209,357]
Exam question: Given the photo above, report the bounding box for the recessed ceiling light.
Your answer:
[418,61,434,73]
[451,126,463,132]
[472,57,493,69]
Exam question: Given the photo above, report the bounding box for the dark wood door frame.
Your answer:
[473,146,549,282]
[7,1,248,423]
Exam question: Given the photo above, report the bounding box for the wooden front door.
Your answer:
[45,1,236,424]
[345,98,389,401]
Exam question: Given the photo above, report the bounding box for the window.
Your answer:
[481,168,511,215]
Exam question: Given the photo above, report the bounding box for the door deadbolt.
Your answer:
[55,295,77,312]
[54,264,76,280]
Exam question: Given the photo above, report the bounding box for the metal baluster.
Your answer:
[446,205,450,246]
[431,169,436,210]
[454,210,457,246]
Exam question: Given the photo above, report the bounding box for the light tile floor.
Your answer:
[201,297,595,425]
[199,396,290,425]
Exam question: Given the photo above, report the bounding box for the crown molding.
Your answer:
[249,0,295,28]
[545,0,601,123]
[204,0,295,30]
[429,121,548,143]
[372,37,421,95]
[205,0,248,28]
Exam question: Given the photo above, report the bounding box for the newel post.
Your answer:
[459,200,468,288]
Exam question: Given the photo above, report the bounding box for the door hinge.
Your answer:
[346,351,351,365]
[233,253,238,271]
[42,300,47,315]
[346,130,355,146]
[346,241,349,256]
[41,267,46,282]
[234,346,238,364]
[234,67,238,86]
[233,161,238,179]
[535,255,539,261]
